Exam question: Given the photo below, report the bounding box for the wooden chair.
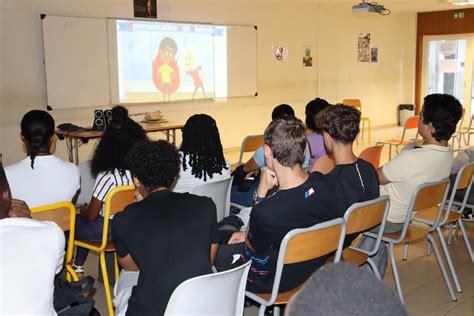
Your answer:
[74,185,135,316]
[415,162,474,294]
[165,261,251,315]
[364,179,455,304]
[311,155,335,174]
[376,116,419,160]
[245,218,347,316]
[236,134,264,166]
[31,201,78,282]
[342,99,371,143]
[358,145,384,169]
[341,195,390,279]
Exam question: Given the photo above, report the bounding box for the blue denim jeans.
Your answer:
[74,216,112,264]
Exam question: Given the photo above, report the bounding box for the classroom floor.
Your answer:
[85,125,474,315]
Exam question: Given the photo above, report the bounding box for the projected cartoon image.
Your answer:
[152,37,180,101]
[116,20,218,103]
[184,48,207,100]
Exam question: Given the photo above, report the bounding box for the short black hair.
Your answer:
[20,110,55,169]
[422,94,463,141]
[287,263,407,316]
[271,104,295,120]
[305,98,330,131]
[320,104,361,144]
[127,140,180,190]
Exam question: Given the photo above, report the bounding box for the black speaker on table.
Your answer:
[104,109,113,127]
[92,110,106,131]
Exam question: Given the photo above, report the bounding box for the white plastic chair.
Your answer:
[164,260,251,316]
[191,177,233,222]
[77,160,95,205]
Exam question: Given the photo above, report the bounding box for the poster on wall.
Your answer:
[358,33,370,63]
[134,0,157,18]
[273,45,288,61]
[371,47,378,63]
[303,46,313,67]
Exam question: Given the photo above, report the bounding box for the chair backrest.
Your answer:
[311,155,335,174]
[237,134,264,165]
[31,202,77,274]
[254,218,346,305]
[358,145,384,169]
[342,99,361,109]
[76,160,94,205]
[399,116,419,142]
[343,195,389,235]
[165,260,251,316]
[191,177,233,222]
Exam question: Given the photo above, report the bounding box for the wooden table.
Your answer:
[56,121,184,165]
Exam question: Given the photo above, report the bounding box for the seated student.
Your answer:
[112,140,219,315]
[0,160,65,315]
[173,114,231,193]
[305,97,330,171]
[73,105,147,275]
[377,94,462,233]
[5,110,80,208]
[217,107,379,294]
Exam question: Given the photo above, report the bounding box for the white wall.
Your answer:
[318,5,417,127]
[0,0,319,165]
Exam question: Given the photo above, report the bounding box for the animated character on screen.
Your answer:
[152,37,180,101]
[184,48,206,100]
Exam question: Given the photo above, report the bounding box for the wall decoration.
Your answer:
[358,33,370,62]
[273,45,288,61]
[371,47,378,63]
[134,0,157,18]
[303,46,313,67]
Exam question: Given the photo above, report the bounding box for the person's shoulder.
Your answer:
[4,158,29,173]
[1,217,63,234]
[177,192,214,206]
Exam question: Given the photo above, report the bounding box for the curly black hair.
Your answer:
[320,104,361,144]
[20,110,55,169]
[90,106,147,177]
[305,98,330,131]
[422,94,463,141]
[180,114,228,181]
[271,104,295,120]
[127,140,180,189]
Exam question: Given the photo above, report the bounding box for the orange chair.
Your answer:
[311,155,335,174]
[358,145,384,169]
[377,116,419,160]
[236,134,265,167]
[342,99,371,143]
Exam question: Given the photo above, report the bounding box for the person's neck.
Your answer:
[274,164,309,191]
[423,137,448,147]
[331,143,358,165]
[143,186,169,198]
[27,151,51,157]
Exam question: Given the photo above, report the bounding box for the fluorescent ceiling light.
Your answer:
[445,0,474,5]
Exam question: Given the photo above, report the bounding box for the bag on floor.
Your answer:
[54,275,98,315]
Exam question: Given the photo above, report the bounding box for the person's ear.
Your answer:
[263,144,273,159]
[132,176,142,188]
[20,133,26,144]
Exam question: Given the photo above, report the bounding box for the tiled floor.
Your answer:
[86,125,474,315]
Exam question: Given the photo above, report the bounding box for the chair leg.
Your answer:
[437,228,462,293]
[66,264,79,282]
[367,119,371,144]
[426,242,432,256]
[458,220,474,262]
[388,145,392,160]
[258,305,266,316]
[114,253,119,282]
[389,243,404,304]
[403,243,409,260]
[427,234,457,301]
[448,224,454,246]
[100,251,115,316]
[362,120,365,142]
[367,258,382,280]
[274,305,281,316]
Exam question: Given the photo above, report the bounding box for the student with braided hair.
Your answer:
[5,110,80,208]
[173,114,231,193]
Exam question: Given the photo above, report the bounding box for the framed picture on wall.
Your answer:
[134,0,157,18]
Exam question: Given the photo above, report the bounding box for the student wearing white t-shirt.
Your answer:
[0,159,65,316]
[173,114,231,193]
[73,106,147,275]
[5,110,80,208]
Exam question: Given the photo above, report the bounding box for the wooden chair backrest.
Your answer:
[311,155,335,174]
[359,145,384,169]
[31,202,74,231]
[405,116,419,130]
[413,181,449,211]
[284,223,343,264]
[342,99,361,109]
[242,135,264,153]
[345,199,388,234]
[456,164,474,191]
[105,185,136,216]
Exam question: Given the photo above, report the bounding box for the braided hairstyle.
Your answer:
[180,114,228,181]
[90,106,147,177]
[20,110,55,169]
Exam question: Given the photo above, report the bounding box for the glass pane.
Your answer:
[427,39,466,105]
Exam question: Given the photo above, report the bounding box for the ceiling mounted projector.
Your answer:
[352,1,391,15]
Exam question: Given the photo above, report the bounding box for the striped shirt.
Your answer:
[92,169,133,217]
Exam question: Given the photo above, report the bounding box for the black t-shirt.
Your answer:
[112,190,219,316]
[247,159,379,293]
